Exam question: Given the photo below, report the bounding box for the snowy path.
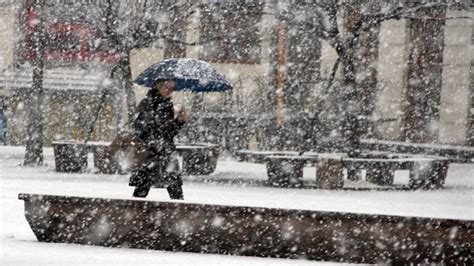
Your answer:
[1,146,473,265]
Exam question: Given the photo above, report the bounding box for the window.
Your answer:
[199,2,263,64]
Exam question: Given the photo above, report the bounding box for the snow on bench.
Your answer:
[360,138,474,163]
[235,150,300,163]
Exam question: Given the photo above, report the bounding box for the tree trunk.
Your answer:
[24,0,45,166]
[356,21,380,139]
[113,54,136,131]
[340,49,362,157]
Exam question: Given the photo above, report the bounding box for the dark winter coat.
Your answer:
[129,89,185,188]
[133,88,185,155]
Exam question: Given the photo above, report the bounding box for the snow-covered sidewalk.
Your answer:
[1,145,473,265]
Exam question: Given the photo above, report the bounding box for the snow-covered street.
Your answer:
[1,146,473,265]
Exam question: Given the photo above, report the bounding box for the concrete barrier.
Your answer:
[19,193,473,264]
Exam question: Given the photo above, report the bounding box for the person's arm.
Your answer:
[154,115,184,140]
[155,105,186,138]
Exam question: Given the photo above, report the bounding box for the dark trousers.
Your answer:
[130,152,183,200]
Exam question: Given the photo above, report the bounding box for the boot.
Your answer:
[167,184,184,200]
[133,186,150,198]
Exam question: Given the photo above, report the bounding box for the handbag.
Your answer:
[108,131,152,171]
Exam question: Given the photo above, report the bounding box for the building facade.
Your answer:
[0,1,120,145]
[137,2,472,149]
[0,1,472,149]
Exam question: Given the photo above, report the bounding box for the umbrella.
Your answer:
[134,58,232,92]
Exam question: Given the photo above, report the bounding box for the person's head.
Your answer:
[155,79,176,98]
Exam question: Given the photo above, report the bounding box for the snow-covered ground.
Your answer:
[1,146,473,265]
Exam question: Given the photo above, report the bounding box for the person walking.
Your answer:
[129,79,187,199]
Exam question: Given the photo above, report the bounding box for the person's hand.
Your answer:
[177,106,187,122]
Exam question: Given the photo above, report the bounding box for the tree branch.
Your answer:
[400,15,471,20]
[324,56,341,93]
[361,2,468,27]
[347,2,469,50]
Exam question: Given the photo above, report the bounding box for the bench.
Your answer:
[264,153,348,188]
[236,149,346,188]
[264,152,449,190]
[52,141,89,173]
[52,141,221,176]
[176,144,221,175]
[265,154,318,187]
[360,138,474,163]
[342,154,449,189]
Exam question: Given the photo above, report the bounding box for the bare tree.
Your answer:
[271,1,469,155]
[21,0,197,165]
[97,1,163,128]
[98,1,201,126]
[23,0,45,166]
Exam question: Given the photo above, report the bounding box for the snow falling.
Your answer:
[0,1,473,265]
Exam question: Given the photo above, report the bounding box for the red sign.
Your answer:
[19,0,119,65]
